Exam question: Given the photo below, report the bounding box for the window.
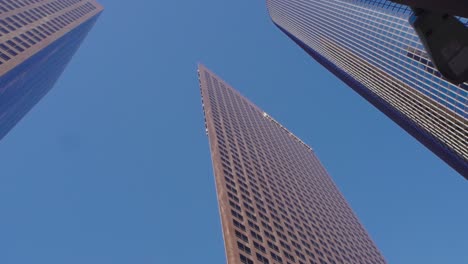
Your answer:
[237,242,252,255]
[267,240,279,252]
[248,221,260,231]
[253,241,266,253]
[0,43,17,56]
[270,252,283,263]
[233,219,246,231]
[231,210,243,221]
[284,252,295,262]
[250,230,263,242]
[256,253,270,264]
[264,230,276,242]
[235,230,248,243]
[240,254,253,264]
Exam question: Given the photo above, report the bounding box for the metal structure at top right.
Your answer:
[392,0,468,85]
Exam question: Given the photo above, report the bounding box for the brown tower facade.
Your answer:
[198,64,386,264]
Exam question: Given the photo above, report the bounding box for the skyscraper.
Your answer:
[199,64,386,264]
[0,0,103,140]
[266,0,468,179]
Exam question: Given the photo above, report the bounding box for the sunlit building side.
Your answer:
[267,0,468,178]
[199,64,386,264]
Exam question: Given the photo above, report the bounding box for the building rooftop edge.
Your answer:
[197,63,314,152]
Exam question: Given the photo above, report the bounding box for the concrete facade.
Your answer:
[199,64,386,264]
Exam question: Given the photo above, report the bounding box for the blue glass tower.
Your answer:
[267,0,468,179]
[0,0,103,140]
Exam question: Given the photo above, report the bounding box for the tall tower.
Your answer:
[199,64,386,264]
[266,0,468,179]
[0,0,103,140]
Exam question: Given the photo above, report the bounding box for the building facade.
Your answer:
[0,0,103,140]
[199,64,386,264]
[266,0,468,179]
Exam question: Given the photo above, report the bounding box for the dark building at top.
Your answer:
[199,64,386,264]
[0,0,103,140]
[267,0,468,179]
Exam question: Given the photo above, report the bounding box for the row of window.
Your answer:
[209,74,373,222]
[356,0,411,16]
[221,144,363,245]
[0,0,43,13]
[203,72,384,263]
[0,2,97,65]
[218,134,360,234]
[0,0,86,37]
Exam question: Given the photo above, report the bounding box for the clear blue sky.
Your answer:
[0,1,466,263]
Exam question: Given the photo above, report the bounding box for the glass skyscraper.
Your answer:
[0,0,103,140]
[267,0,467,179]
[199,64,386,264]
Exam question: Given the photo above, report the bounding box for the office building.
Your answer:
[199,64,386,264]
[0,0,103,140]
[267,0,468,178]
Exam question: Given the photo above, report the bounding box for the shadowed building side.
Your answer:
[0,0,103,140]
